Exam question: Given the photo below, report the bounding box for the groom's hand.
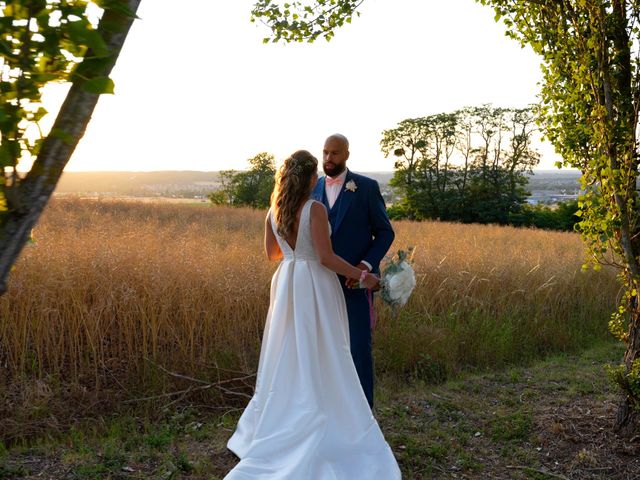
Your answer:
[346,263,371,289]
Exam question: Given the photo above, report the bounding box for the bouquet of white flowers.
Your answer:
[380,247,416,312]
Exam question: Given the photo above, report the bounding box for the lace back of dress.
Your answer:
[271,199,317,261]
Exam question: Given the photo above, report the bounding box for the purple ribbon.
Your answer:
[367,288,376,329]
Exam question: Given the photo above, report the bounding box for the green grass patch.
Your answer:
[490,411,533,442]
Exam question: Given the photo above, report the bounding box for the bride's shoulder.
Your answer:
[309,200,328,217]
[310,199,326,209]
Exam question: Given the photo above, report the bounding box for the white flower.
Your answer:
[345,180,357,192]
[384,262,416,307]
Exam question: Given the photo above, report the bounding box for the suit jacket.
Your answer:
[312,170,395,276]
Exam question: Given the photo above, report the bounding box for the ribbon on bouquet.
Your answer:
[366,288,376,330]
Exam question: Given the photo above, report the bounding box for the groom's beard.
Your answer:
[323,162,346,177]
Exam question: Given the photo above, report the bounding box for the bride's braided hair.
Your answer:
[272,150,318,239]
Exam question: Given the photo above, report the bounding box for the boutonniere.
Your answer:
[345,180,357,192]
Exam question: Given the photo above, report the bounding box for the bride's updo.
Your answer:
[271,150,318,239]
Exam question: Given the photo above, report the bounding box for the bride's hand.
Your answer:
[346,262,369,288]
[361,272,380,290]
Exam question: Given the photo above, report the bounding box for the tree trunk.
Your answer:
[608,0,640,434]
[615,305,640,433]
[0,0,142,296]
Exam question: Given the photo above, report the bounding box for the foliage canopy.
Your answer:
[209,152,276,209]
[382,105,540,224]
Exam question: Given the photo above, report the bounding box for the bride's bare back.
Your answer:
[264,199,379,290]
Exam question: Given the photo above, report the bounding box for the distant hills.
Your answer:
[55,169,581,204]
[55,171,222,197]
[54,171,397,198]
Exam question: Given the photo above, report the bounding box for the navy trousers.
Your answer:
[343,288,374,408]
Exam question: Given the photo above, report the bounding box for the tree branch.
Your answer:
[0,0,142,296]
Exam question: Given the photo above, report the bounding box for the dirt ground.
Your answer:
[2,343,639,480]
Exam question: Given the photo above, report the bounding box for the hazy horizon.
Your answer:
[54,167,580,174]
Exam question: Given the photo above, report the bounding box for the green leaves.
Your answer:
[607,359,640,399]
[0,145,13,167]
[0,0,118,216]
[83,76,115,94]
[66,18,110,57]
[251,0,364,43]
[477,0,640,409]
[93,0,139,19]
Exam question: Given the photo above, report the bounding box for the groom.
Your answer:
[312,134,395,407]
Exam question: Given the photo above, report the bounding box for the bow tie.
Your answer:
[325,176,344,186]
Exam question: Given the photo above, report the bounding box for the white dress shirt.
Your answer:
[325,170,348,209]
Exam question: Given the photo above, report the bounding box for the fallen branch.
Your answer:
[123,358,255,403]
[124,386,198,404]
[147,357,255,387]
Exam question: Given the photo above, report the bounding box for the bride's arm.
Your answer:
[310,202,379,289]
[265,213,283,261]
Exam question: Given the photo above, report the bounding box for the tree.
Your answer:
[380,117,427,195]
[384,113,462,221]
[380,116,429,220]
[251,0,364,43]
[208,152,276,209]
[0,0,141,295]
[382,106,539,223]
[478,0,640,434]
[413,113,459,220]
[251,0,640,433]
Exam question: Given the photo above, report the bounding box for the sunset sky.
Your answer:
[38,0,558,172]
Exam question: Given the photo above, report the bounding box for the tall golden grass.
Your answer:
[375,219,618,380]
[0,198,619,439]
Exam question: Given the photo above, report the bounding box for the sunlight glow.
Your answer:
[32,0,560,173]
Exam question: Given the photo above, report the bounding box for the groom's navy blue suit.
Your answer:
[312,170,394,407]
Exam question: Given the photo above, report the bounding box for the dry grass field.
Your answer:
[0,198,620,444]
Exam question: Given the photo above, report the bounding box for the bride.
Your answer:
[224,150,401,479]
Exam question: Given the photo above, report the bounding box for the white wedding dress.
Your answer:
[225,199,401,479]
